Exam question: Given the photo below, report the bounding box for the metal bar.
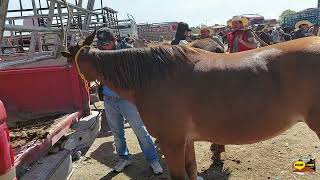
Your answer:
[0,0,9,47]
[8,20,14,37]
[66,8,72,33]
[31,0,41,53]
[28,32,37,59]
[19,0,23,16]
[84,0,96,30]
[7,7,58,13]
[38,0,43,15]
[47,0,57,28]
[57,4,64,31]
[31,0,38,17]
[4,24,61,32]
[50,0,99,15]
[6,12,92,20]
[78,0,83,7]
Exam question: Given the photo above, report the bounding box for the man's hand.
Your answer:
[237,35,258,49]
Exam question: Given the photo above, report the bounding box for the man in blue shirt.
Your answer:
[96,28,163,174]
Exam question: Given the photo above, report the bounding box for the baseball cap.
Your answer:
[97,27,115,47]
[177,22,192,33]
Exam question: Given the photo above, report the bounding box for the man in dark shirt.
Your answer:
[171,22,192,45]
[293,20,313,39]
[258,26,272,45]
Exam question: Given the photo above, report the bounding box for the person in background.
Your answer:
[200,28,225,51]
[293,20,313,39]
[96,27,163,174]
[227,17,258,53]
[281,27,293,41]
[309,24,319,36]
[257,25,273,45]
[171,22,192,45]
[271,27,281,44]
[124,36,135,45]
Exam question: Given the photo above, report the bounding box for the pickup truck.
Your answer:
[0,58,101,179]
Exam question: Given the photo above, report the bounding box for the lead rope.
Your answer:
[75,45,91,92]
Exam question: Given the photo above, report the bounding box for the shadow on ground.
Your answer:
[90,139,230,180]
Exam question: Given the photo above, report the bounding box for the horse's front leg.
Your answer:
[159,140,188,180]
[185,140,200,180]
[210,143,225,161]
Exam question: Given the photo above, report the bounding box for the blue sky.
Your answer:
[8,0,318,26]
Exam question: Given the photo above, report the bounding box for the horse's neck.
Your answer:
[90,49,138,103]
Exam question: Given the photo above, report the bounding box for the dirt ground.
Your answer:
[70,122,320,180]
[9,112,68,149]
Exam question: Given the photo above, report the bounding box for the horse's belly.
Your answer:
[195,117,300,145]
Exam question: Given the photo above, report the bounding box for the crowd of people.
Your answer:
[169,17,319,54]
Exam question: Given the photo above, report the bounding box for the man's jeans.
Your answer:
[104,96,159,163]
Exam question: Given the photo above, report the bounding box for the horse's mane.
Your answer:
[91,46,194,90]
[189,38,224,53]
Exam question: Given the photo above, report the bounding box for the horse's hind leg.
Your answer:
[159,141,188,180]
[185,140,197,180]
[305,108,320,138]
[210,143,225,161]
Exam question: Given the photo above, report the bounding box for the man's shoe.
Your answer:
[113,159,132,172]
[150,161,163,175]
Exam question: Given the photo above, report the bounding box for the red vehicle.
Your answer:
[0,59,100,179]
[0,100,15,180]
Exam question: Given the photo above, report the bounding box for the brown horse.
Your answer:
[61,30,320,180]
[189,38,224,53]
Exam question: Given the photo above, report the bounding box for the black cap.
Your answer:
[97,27,115,47]
[177,22,192,33]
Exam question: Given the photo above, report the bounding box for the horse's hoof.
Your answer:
[197,176,204,180]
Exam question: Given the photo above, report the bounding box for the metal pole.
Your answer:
[84,0,95,30]
[31,0,41,54]
[0,0,9,44]
[47,0,56,28]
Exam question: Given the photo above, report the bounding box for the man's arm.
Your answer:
[238,31,258,49]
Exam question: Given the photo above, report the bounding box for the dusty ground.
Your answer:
[70,122,320,180]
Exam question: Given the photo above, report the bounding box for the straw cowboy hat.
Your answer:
[228,16,249,27]
[295,20,313,29]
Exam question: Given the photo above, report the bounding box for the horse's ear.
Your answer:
[84,29,96,46]
[61,51,72,58]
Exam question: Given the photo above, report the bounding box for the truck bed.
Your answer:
[0,59,89,173]
[8,112,69,149]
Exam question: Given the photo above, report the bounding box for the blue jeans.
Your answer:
[104,96,159,163]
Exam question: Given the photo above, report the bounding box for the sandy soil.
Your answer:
[70,122,320,180]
